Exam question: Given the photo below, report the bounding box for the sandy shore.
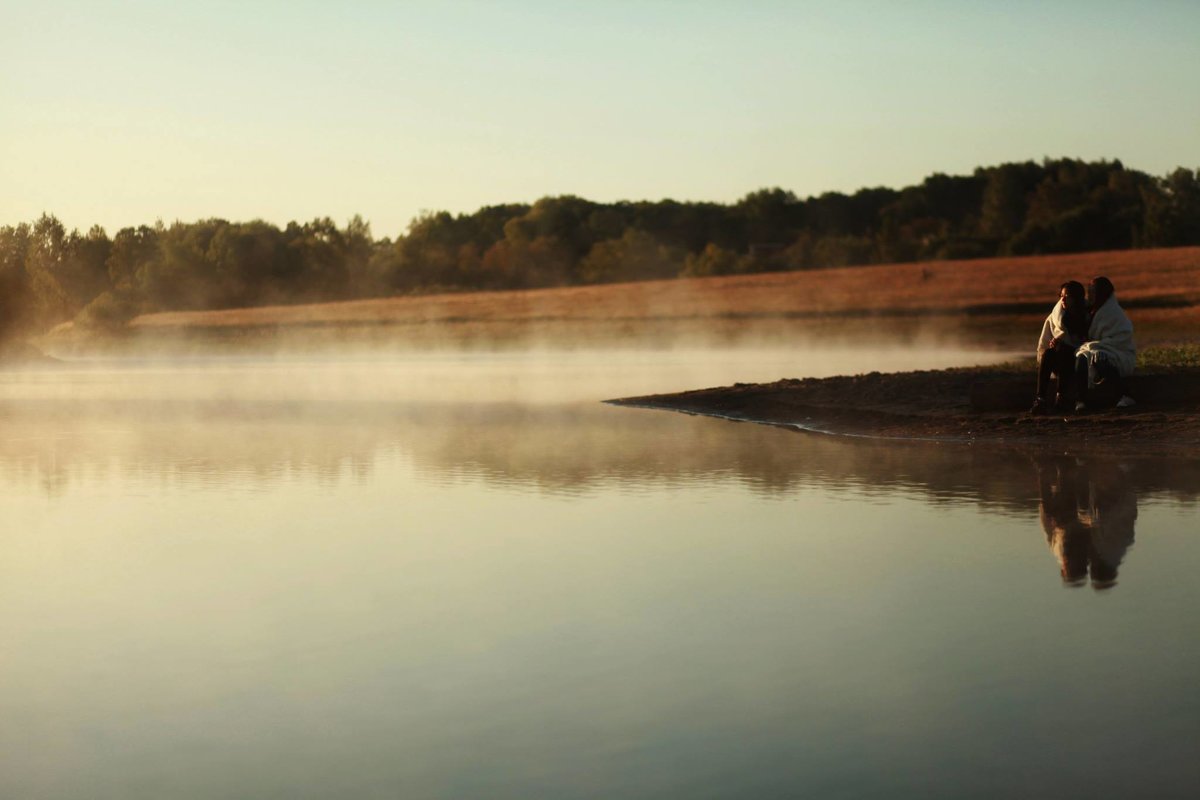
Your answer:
[610,365,1200,452]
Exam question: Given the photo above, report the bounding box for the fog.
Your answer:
[4,344,1198,507]
[14,342,1010,403]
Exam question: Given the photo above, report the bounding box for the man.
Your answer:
[1031,281,1088,415]
[1074,276,1136,412]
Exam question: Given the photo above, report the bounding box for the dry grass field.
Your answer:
[43,246,1200,353]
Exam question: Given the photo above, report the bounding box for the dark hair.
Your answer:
[1060,280,1089,340]
[1060,280,1085,301]
[1090,276,1115,312]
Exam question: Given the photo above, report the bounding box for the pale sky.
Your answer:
[2,0,1197,237]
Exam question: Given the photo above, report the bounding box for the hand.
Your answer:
[1048,337,1058,350]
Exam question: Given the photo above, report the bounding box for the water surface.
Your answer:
[2,347,1198,799]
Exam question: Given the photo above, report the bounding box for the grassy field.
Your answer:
[41,246,1200,354]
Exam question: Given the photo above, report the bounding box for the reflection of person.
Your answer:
[1038,459,1137,589]
[1074,276,1136,412]
[1079,462,1139,589]
[1031,281,1088,415]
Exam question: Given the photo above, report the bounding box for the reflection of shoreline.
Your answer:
[1039,459,1138,589]
[3,395,1200,515]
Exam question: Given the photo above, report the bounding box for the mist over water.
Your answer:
[3,344,1199,799]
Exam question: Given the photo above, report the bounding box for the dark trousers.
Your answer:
[1075,353,1123,405]
[1037,344,1077,402]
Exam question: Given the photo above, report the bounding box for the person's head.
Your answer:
[1059,280,1085,310]
[1089,557,1118,590]
[1088,276,1115,311]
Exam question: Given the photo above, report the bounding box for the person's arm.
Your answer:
[1037,315,1054,357]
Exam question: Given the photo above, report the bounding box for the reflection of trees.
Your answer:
[2,396,1200,515]
[1038,459,1138,589]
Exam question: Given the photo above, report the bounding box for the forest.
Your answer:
[2,158,1198,339]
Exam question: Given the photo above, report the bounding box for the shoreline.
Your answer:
[609,364,1200,453]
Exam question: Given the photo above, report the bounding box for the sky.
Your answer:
[2,0,1198,238]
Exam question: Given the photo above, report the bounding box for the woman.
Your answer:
[1074,276,1136,412]
[1031,280,1088,415]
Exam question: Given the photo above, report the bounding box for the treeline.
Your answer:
[2,158,1198,338]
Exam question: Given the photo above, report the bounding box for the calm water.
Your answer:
[2,347,1199,799]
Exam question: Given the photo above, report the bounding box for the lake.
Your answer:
[2,347,1199,799]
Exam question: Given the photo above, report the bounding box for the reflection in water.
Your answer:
[0,349,1008,496]
[2,355,1200,798]
[3,391,1200,507]
[0,375,1193,602]
[1039,459,1138,589]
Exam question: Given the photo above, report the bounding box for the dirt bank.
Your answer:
[610,364,1200,452]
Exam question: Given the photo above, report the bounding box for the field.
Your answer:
[41,246,1200,354]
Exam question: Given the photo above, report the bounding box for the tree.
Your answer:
[579,230,681,284]
[0,157,1193,335]
[681,243,740,278]
[0,223,33,339]
[738,188,802,245]
[1144,168,1200,246]
[481,236,574,288]
[23,214,74,323]
[979,161,1042,243]
[64,225,114,307]
[107,224,161,292]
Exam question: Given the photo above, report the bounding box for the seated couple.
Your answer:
[1032,276,1136,415]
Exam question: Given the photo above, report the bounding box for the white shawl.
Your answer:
[1076,297,1136,377]
[1036,302,1083,357]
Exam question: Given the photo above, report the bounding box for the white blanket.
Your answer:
[1036,302,1082,357]
[1076,297,1135,377]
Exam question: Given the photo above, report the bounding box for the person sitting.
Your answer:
[1074,276,1136,412]
[1031,281,1088,415]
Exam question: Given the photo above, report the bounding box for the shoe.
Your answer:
[1029,398,1051,416]
[1074,401,1087,413]
[1116,395,1136,409]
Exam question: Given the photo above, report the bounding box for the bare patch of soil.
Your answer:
[611,365,1200,453]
